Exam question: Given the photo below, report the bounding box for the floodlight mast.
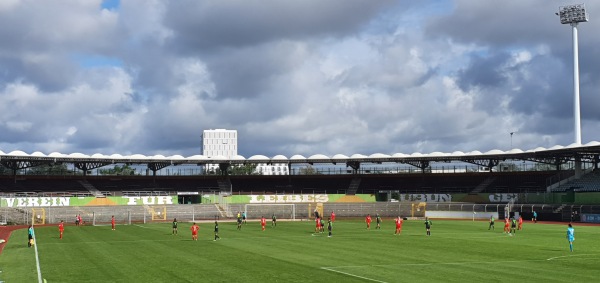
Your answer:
[558,4,589,145]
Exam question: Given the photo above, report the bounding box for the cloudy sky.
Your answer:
[1,0,599,158]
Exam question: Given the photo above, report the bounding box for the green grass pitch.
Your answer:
[1,219,599,282]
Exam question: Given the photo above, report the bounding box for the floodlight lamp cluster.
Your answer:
[559,4,589,24]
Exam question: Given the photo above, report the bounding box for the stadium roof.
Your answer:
[1,141,600,167]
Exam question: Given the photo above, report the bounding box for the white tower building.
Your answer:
[202,129,238,158]
[201,128,288,175]
[202,129,237,173]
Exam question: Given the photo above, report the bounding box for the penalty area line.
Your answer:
[546,254,598,261]
[320,267,388,283]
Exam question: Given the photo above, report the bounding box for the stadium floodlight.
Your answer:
[558,4,589,24]
[558,4,589,145]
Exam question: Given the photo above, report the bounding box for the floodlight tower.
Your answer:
[558,4,589,145]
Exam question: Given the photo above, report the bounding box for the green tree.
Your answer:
[298,165,318,175]
[28,163,69,175]
[98,164,137,176]
[218,164,259,175]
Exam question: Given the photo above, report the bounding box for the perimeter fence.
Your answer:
[2,203,599,225]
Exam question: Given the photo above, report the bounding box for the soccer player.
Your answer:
[315,217,321,233]
[59,220,64,239]
[214,221,220,241]
[237,216,243,230]
[424,217,432,236]
[566,223,575,252]
[190,223,199,241]
[319,218,325,233]
[532,211,537,223]
[28,225,35,247]
[488,216,495,230]
[75,215,80,226]
[172,218,178,235]
[504,217,510,234]
[518,215,523,230]
[395,216,403,235]
[78,214,83,226]
[376,214,382,229]
[331,211,336,222]
[272,213,277,227]
[327,217,333,237]
[365,214,372,230]
[242,212,247,224]
[111,215,116,230]
[510,217,517,235]
[261,216,266,231]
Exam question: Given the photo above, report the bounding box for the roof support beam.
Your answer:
[1,160,50,177]
[346,161,360,173]
[74,162,111,176]
[403,160,430,173]
[463,159,500,171]
[148,162,170,177]
[219,163,231,176]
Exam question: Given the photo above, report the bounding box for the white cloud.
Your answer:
[1,0,599,158]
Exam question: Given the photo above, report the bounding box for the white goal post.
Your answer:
[92,211,132,226]
[244,204,296,220]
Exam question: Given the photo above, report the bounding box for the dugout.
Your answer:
[177,192,201,204]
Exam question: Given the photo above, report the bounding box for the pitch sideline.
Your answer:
[320,267,388,283]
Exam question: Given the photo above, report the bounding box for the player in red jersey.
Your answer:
[504,218,510,234]
[111,215,116,231]
[365,214,372,229]
[395,216,403,235]
[261,216,266,231]
[518,215,523,230]
[331,211,336,222]
[78,214,83,226]
[58,220,64,239]
[315,217,321,233]
[190,223,200,241]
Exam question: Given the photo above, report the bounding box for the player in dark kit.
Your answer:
[509,217,517,235]
[237,216,243,230]
[376,214,382,229]
[488,216,495,230]
[327,218,333,237]
[172,218,178,235]
[214,221,220,241]
[272,214,277,227]
[424,217,432,236]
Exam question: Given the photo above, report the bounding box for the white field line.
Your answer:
[546,254,598,261]
[32,228,43,283]
[324,254,600,270]
[322,256,600,282]
[320,267,388,283]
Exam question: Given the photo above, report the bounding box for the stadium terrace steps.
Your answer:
[552,170,600,192]
[217,178,232,194]
[346,177,361,195]
[78,180,105,198]
[469,177,497,194]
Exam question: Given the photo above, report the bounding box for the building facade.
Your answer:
[202,129,238,158]
[201,129,288,175]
